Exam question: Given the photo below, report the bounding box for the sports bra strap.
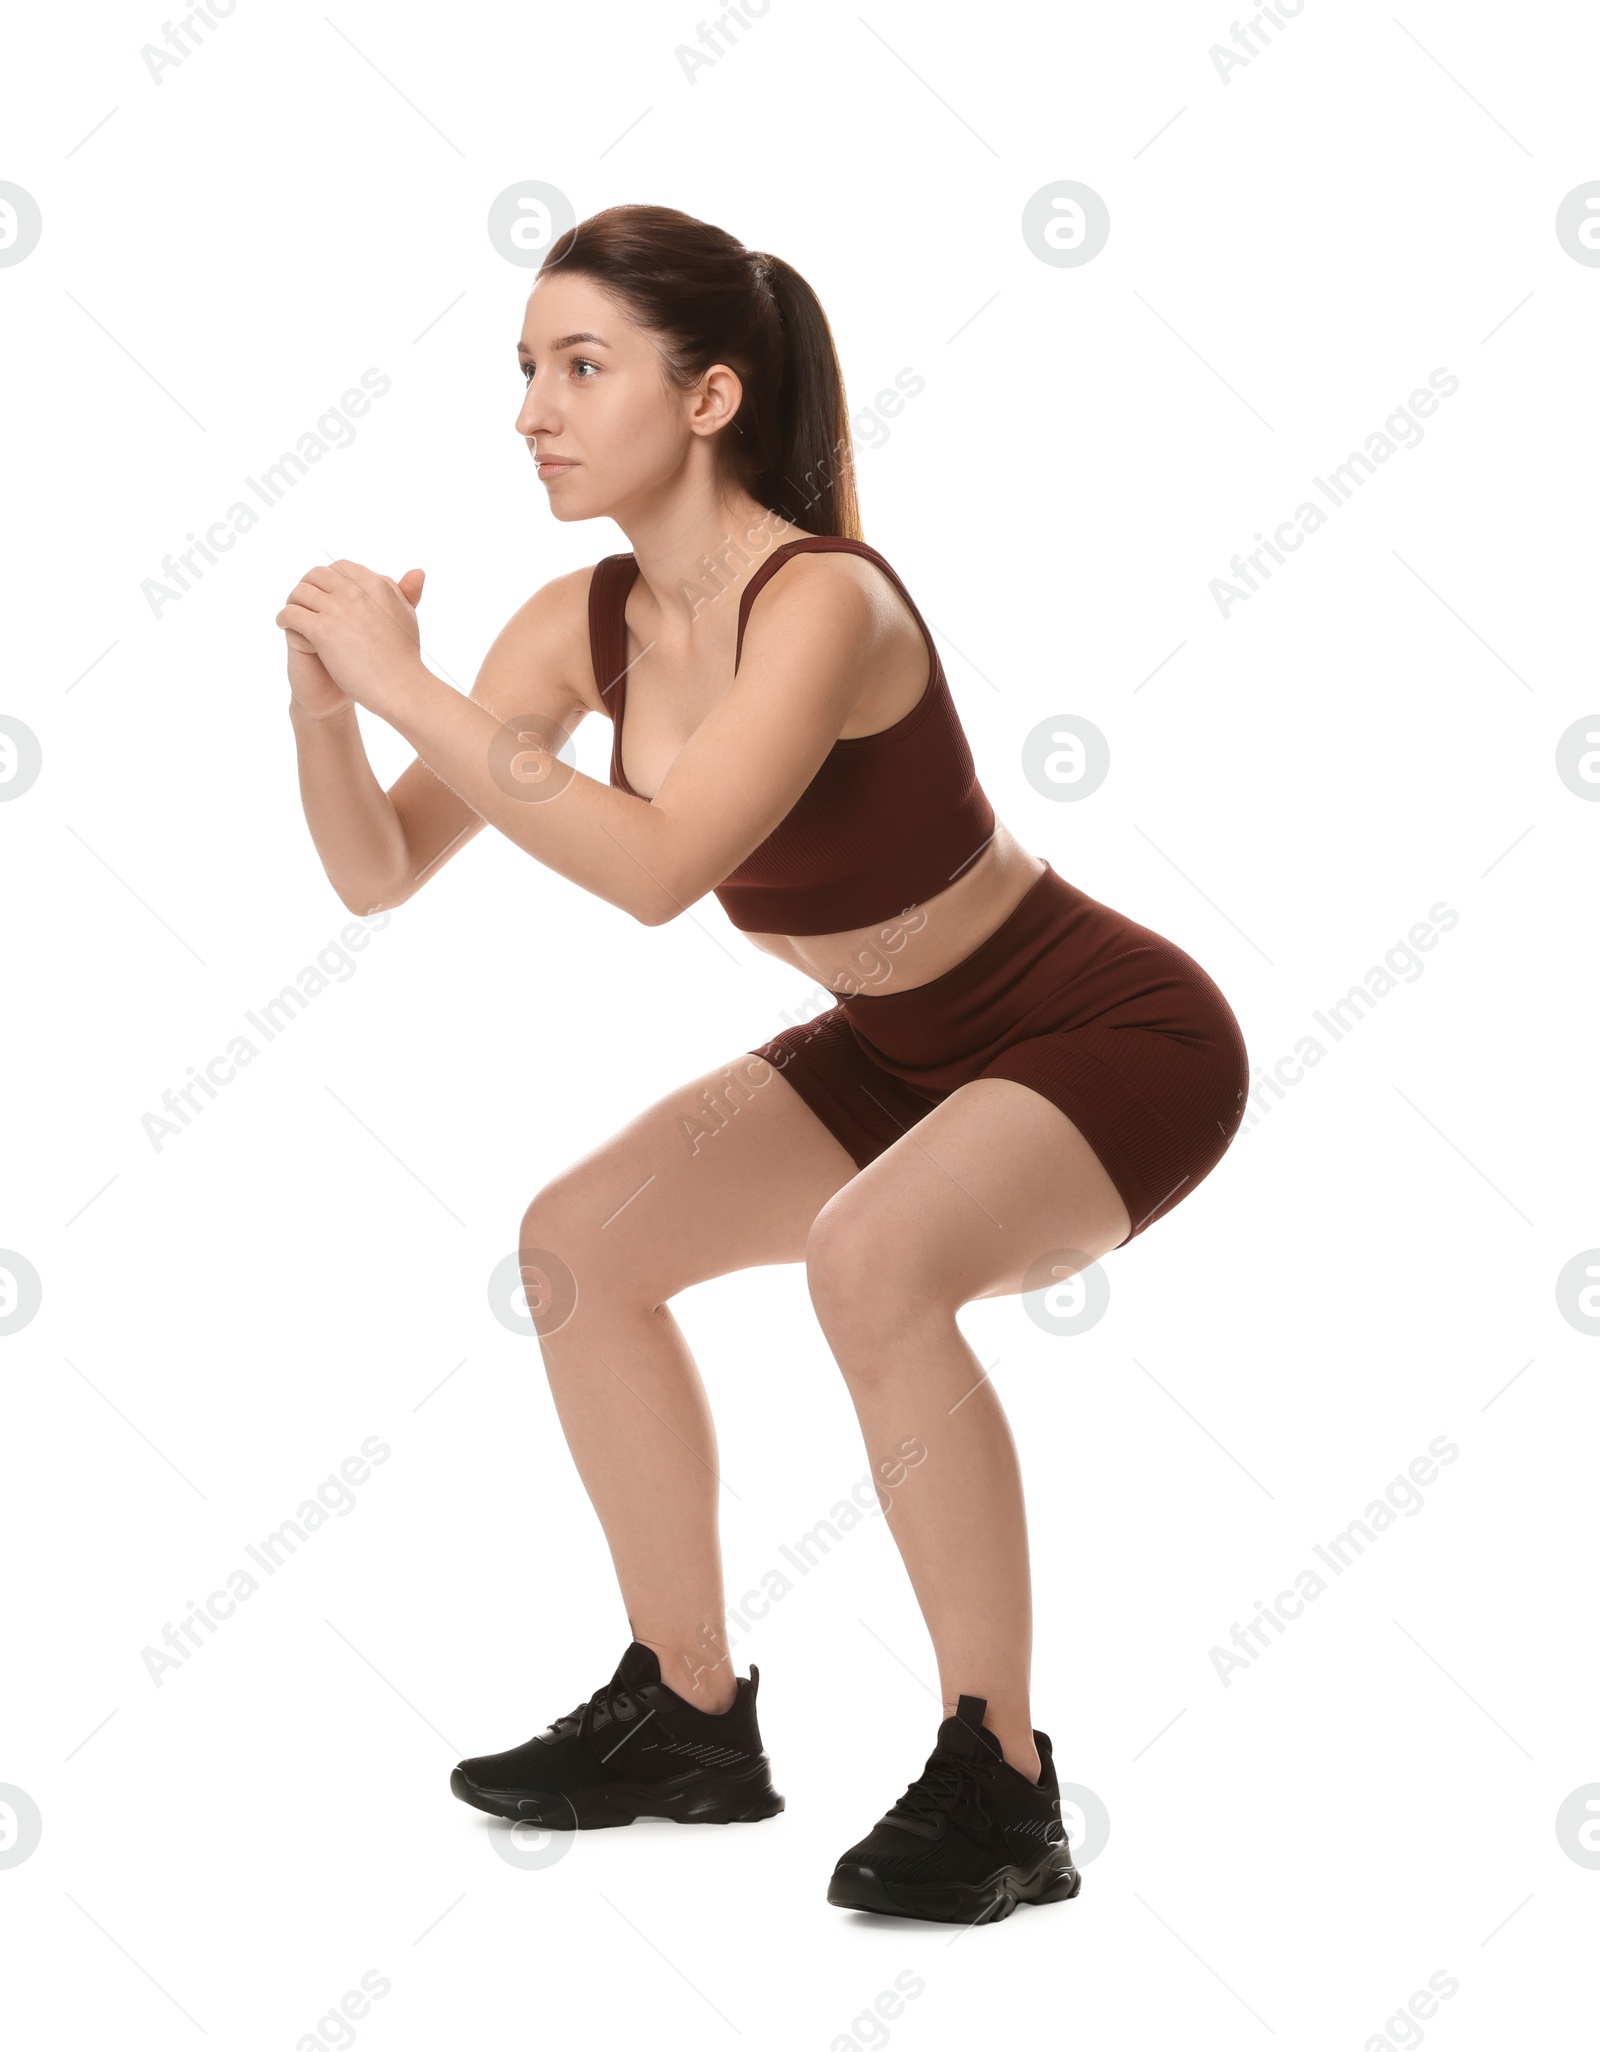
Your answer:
[588,552,638,709]
[733,536,938,676]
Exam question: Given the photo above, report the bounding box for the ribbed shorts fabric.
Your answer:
[746,861,1249,1247]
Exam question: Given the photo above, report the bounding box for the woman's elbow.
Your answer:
[337,875,409,917]
[634,889,678,928]
[634,867,706,927]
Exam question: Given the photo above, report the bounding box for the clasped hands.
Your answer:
[277,560,428,717]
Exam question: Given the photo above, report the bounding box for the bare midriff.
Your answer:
[740,817,1047,1001]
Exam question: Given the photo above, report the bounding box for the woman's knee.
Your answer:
[517,1169,647,1337]
[519,1170,579,1255]
[804,1190,955,1354]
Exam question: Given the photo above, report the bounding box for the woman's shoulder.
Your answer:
[748,532,915,608]
[738,534,926,666]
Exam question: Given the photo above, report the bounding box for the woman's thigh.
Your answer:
[805,1075,1131,1330]
[522,1053,860,1310]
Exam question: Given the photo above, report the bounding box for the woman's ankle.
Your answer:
[949,1699,1040,1783]
[995,1732,1042,1782]
[643,1638,739,1714]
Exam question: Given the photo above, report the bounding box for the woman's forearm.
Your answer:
[379,661,683,924]
[288,696,414,913]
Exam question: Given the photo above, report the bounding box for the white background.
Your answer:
[2,0,1597,2045]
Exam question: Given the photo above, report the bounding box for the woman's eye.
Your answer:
[521,358,599,383]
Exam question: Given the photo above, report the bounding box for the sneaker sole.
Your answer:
[826,1850,1081,1924]
[450,1757,785,1829]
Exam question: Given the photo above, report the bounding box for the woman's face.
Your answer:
[515,271,741,522]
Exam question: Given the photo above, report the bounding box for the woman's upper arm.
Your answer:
[379,569,594,903]
[641,555,884,914]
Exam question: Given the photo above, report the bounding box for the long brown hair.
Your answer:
[540,203,862,541]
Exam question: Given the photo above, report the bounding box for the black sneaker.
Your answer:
[450,1640,785,1829]
[826,1693,1081,1924]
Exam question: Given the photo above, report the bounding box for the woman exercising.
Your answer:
[278,202,1248,1927]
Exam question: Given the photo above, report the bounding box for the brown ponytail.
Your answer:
[540,203,862,540]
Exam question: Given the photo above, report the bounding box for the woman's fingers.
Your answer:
[276,600,323,642]
[277,562,419,678]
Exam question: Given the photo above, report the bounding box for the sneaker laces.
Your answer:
[546,1679,646,1750]
[888,1752,996,1837]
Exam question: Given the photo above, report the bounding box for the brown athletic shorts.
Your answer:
[746,861,1249,1247]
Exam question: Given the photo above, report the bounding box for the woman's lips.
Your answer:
[537,459,577,478]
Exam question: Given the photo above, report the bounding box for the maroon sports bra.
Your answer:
[587,535,996,936]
